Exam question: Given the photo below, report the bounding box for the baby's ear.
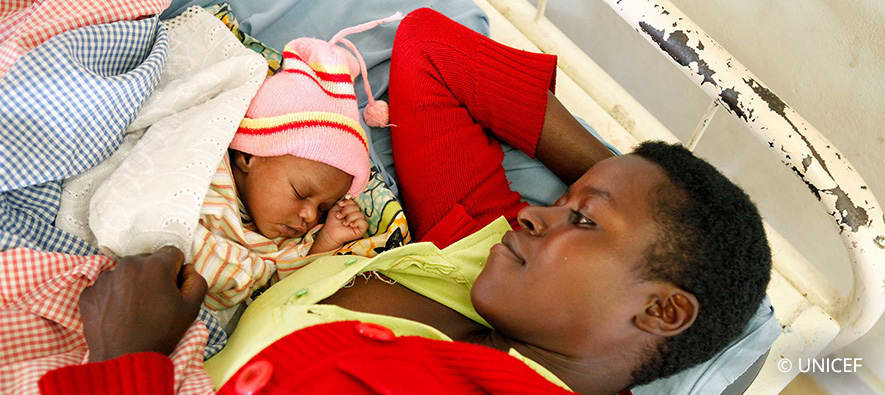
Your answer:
[231,150,254,173]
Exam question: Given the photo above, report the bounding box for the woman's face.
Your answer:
[471,155,667,355]
[232,153,352,239]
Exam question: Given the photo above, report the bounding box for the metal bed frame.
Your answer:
[472,0,885,392]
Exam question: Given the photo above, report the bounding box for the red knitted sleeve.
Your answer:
[388,8,558,244]
[393,7,557,156]
[38,352,174,395]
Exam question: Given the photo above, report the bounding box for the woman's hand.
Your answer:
[310,198,369,254]
[79,246,207,362]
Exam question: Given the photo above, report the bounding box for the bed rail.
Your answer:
[484,0,885,392]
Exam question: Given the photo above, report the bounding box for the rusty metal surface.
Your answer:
[598,0,885,355]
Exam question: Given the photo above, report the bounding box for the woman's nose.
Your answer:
[517,205,548,236]
[518,205,568,236]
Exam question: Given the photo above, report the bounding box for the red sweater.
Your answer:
[40,321,576,395]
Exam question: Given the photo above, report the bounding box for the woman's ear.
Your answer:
[231,150,254,173]
[634,287,698,337]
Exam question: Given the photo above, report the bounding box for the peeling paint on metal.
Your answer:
[719,88,746,121]
[639,22,717,86]
[745,77,838,182]
[821,187,870,232]
[745,78,788,125]
[790,166,821,200]
[801,155,812,171]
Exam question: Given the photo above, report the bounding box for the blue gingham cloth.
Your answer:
[0,17,167,254]
[0,181,97,255]
[0,18,166,193]
[0,16,227,359]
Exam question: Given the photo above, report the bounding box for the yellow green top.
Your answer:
[204,217,570,391]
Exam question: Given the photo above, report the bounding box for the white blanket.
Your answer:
[56,7,266,257]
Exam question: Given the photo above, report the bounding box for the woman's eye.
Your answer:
[572,210,597,227]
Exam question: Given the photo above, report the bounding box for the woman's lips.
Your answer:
[498,231,525,265]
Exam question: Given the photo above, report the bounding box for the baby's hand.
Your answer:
[311,198,368,254]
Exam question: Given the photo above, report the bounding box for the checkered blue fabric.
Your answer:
[198,307,228,360]
[0,17,166,253]
[0,17,167,193]
[0,181,97,255]
[0,16,228,356]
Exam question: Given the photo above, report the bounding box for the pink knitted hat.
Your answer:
[231,13,402,197]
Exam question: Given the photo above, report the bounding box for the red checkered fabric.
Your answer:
[0,0,171,79]
[0,248,213,394]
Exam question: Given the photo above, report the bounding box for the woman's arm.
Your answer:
[535,91,615,184]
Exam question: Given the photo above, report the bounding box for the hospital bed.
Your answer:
[471,0,885,393]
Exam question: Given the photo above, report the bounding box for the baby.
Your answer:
[192,30,391,311]
[229,151,367,254]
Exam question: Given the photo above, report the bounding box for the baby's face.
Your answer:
[232,154,352,239]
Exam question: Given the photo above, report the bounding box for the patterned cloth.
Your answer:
[0,17,167,194]
[197,308,228,360]
[203,3,281,75]
[192,155,410,311]
[0,11,228,360]
[0,0,171,79]
[0,17,167,255]
[337,169,410,256]
[0,248,214,395]
[0,181,96,256]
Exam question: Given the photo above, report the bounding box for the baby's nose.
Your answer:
[300,203,318,224]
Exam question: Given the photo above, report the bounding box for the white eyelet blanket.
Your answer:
[56,7,267,259]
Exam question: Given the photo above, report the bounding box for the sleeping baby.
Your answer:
[191,31,390,311]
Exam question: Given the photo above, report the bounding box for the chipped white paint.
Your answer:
[598,0,885,383]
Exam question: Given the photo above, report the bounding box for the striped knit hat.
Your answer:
[231,13,402,197]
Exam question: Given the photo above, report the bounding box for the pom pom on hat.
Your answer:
[364,100,389,127]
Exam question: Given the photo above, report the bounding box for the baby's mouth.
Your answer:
[279,224,305,238]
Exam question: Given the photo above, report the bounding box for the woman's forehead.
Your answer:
[572,156,666,206]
